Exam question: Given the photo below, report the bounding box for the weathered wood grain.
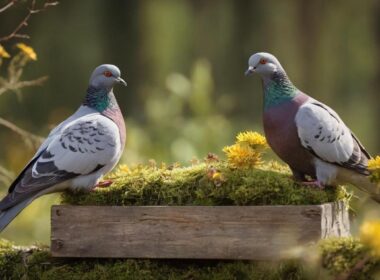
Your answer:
[51,201,349,260]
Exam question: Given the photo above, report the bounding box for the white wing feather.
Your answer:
[33,113,120,177]
[33,106,97,158]
[295,101,354,164]
[0,109,121,210]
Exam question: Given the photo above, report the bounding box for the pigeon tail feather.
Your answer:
[337,168,380,203]
[0,196,35,232]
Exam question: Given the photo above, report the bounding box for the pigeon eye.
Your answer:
[103,71,113,77]
[259,59,267,65]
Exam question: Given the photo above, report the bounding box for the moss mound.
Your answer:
[62,161,348,206]
[1,238,379,279]
[320,238,380,279]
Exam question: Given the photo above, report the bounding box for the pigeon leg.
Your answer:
[291,168,308,182]
[290,168,324,188]
[300,180,325,189]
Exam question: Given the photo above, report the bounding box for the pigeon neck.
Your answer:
[83,86,118,112]
[262,71,297,110]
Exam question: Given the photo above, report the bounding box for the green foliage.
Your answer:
[320,238,380,280]
[0,238,304,280]
[62,160,348,206]
[2,238,380,279]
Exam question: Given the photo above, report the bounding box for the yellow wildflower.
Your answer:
[368,156,380,170]
[368,156,380,183]
[0,45,10,58]
[206,167,225,186]
[223,144,262,169]
[223,131,268,169]
[16,43,37,60]
[236,131,268,150]
[212,171,225,187]
[360,220,380,256]
[212,172,222,180]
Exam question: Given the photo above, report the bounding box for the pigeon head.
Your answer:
[245,52,284,78]
[89,64,127,89]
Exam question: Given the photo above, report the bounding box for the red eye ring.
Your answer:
[104,71,113,77]
[259,58,267,65]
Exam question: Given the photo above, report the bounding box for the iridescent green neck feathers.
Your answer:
[83,86,117,112]
[263,71,297,110]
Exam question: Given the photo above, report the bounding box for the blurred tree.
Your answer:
[0,0,57,185]
[374,0,380,149]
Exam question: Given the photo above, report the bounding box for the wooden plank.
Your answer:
[51,201,349,260]
[321,201,350,238]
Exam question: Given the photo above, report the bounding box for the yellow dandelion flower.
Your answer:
[223,144,262,169]
[368,156,380,183]
[0,45,10,58]
[368,156,380,171]
[16,43,37,60]
[223,131,268,169]
[236,131,268,150]
[360,220,380,256]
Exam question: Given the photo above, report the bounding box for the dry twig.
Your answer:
[0,0,56,184]
[0,75,48,96]
[0,0,59,42]
[0,0,17,13]
[0,117,43,150]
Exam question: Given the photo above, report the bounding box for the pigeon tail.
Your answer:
[0,197,35,232]
[337,168,380,203]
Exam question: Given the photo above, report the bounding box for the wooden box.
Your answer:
[51,201,349,260]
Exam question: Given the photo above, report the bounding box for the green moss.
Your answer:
[62,161,348,206]
[0,238,305,280]
[319,238,380,280]
[2,238,380,279]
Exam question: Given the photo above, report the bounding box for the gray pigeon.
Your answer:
[0,64,127,231]
[245,52,380,202]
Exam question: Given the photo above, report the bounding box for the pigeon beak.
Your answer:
[116,77,127,86]
[245,66,255,76]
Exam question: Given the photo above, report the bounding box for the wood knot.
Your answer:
[302,209,321,218]
[55,209,61,216]
[53,239,64,250]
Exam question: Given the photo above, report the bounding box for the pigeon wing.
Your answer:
[1,114,120,210]
[295,101,370,175]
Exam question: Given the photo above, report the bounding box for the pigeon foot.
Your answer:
[300,180,325,189]
[95,180,113,188]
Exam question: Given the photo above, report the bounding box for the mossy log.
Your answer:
[54,161,351,260]
[1,161,359,278]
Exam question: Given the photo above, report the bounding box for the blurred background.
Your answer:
[0,0,379,244]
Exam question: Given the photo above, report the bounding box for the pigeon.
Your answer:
[0,64,127,231]
[245,52,380,202]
